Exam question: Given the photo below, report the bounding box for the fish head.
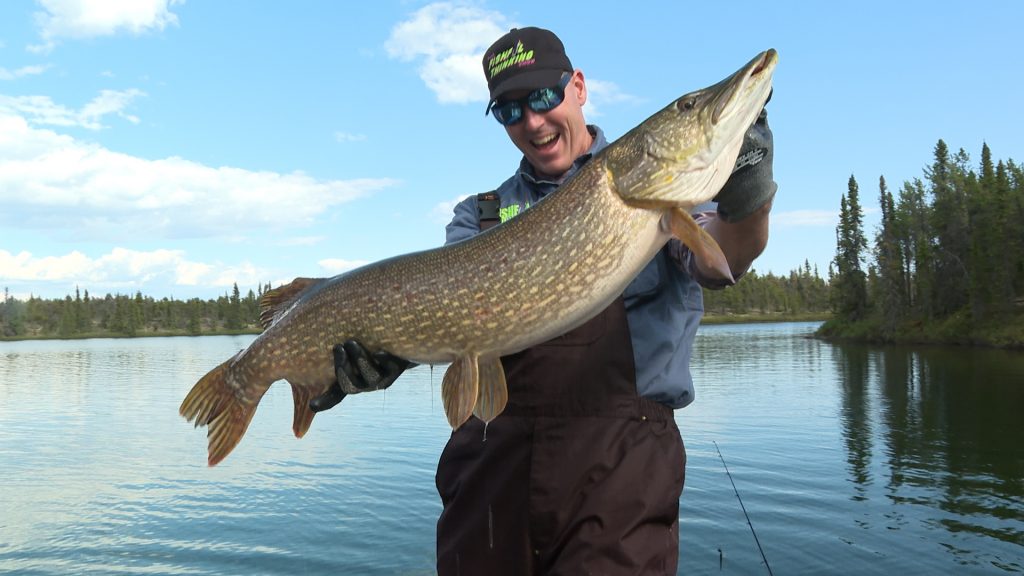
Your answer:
[606,49,777,209]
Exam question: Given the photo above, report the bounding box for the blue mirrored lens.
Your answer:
[528,87,562,111]
[492,73,571,126]
[492,101,522,125]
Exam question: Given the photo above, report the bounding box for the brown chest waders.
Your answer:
[435,219,687,575]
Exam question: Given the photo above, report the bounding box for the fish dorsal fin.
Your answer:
[669,207,734,284]
[442,354,479,429]
[259,277,323,329]
[473,356,508,423]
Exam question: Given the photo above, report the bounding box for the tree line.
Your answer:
[702,260,830,319]
[822,140,1023,347]
[0,283,269,339]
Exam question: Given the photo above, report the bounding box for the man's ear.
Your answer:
[572,69,587,107]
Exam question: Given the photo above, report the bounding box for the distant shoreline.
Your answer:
[2,313,829,343]
[816,311,1024,351]
[7,313,1019,351]
[0,328,261,342]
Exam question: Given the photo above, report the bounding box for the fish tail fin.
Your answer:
[179,358,258,466]
[289,382,323,438]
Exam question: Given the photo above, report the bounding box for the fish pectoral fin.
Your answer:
[442,354,479,429]
[258,277,325,329]
[670,207,734,284]
[473,356,508,423]
[289,381,328,439]
[179,358,258,467]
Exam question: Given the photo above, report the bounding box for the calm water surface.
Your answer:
[1,322,1021,575]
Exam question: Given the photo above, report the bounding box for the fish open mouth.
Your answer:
[712,49,776,125]
[750,50,772,77]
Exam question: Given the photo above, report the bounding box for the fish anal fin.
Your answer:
[670,207,734,284]
[442,354,479,429]
[179,358,259,466]
[289,381,328,439]
[259,277,324,329]
[473,356,508,423]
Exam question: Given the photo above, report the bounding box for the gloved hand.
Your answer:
[308,340,413,413]
[713,103,778,223]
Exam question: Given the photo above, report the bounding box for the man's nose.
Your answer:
[519,106,546,130]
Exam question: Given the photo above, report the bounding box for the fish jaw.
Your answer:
[606,49,778,210]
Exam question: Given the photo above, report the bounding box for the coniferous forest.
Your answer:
[0,283,269,339]
[820,140,1023,348]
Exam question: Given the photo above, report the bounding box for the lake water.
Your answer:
[1,322,1021,575]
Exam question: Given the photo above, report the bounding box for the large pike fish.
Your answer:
[181,49,778,465]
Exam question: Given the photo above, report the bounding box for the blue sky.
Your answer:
[1,0,1021,300]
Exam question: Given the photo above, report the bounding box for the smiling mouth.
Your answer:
[532,133,558,148]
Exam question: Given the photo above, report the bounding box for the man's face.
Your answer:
[502,70,592,181]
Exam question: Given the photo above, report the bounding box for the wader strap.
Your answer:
[477,191,500,231]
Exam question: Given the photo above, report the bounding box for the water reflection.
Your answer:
[833,342,1024,567]
[836,343,873,501]
[2,328,1022,574]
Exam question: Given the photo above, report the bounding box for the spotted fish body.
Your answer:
[181,50,778,466]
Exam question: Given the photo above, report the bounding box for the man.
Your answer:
[312,27,776,575]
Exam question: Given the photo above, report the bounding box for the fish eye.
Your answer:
[676,96,697,112]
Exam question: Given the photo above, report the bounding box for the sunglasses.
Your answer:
[488,73,572,126]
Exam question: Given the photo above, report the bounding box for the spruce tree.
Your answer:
[874,176,905,333]
[832,175,869,319]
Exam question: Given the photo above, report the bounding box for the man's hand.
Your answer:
[693,101,777,287]
[308,340,413,413]
[713,105,777,223]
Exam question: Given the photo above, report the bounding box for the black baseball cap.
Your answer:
[483,27,573,113]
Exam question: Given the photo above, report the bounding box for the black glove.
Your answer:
[308,340,413,413]
[713,104,778,223]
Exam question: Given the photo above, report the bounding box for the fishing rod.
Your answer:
[713,440,774,576]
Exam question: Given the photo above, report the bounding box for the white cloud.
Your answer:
[431,193,471,224]
[582,77,639,118]
[773,209,838,227]
[334,131,367,143]
[0,247,265,294]
[0,111,400,241]
[385,2,510,104]
[31,0,183,52]
[318,258,369,275]
[0,65,50,81]
[0,89,145,130]
[80,88,145,125]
